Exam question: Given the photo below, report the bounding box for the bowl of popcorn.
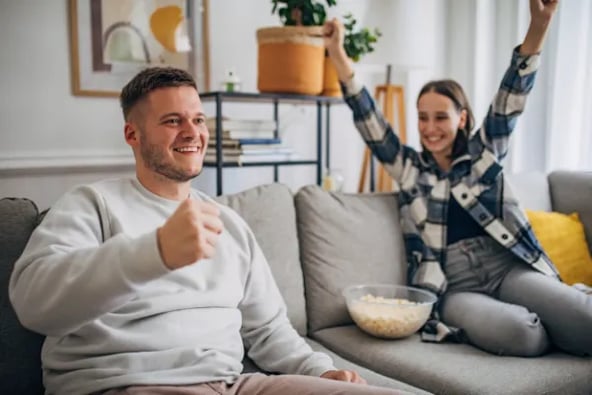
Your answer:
[343,284,437,339]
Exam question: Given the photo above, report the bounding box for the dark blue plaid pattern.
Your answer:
[341,47,560,342]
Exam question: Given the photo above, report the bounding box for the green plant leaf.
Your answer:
[271,0,336,26]
[342,13,381,61]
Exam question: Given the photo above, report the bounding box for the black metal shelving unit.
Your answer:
[200,91,343,195]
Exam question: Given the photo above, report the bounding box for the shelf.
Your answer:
[200,91,343,105]
[204,160,318,168]
[202,91,341,195]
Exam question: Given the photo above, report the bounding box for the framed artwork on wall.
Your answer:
[69,0,210,97]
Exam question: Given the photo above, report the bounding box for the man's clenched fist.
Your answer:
[157,198,224,270]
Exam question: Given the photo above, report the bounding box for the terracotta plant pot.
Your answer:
[321,55,341,97]
[257,26,325,95]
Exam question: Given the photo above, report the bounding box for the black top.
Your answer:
[447,194,487,245]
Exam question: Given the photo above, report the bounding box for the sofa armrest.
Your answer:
[548,171,592,251]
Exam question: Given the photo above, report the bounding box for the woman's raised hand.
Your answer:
[521,0,559,55]
[323,18,354,82]
[530,0,559,27]
[323,18,345,56]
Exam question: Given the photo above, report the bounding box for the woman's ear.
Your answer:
[458,109,468,130]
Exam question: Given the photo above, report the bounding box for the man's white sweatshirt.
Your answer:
[9,178,334,395]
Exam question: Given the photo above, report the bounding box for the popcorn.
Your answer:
[348,294,431,339]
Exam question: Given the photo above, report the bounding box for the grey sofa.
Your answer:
[1,170,591,394]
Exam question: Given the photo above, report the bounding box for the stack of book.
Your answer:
[205,117,297,164]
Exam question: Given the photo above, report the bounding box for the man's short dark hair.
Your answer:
[120,67,197,121]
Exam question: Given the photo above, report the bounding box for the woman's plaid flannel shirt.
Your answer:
[341,47,560,342]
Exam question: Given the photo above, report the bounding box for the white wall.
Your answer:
[0,0,445,208]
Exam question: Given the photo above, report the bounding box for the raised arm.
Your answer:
[478,0,559,160]
[521,0,559,56]
[323,18,418,183]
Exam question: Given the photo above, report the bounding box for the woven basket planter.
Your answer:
[257,26,325,95]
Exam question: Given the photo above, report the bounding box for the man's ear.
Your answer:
[124,122,139,147]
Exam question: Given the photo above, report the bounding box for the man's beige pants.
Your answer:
[101,373,408,395]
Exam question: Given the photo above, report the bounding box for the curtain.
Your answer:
[446,0,592,173]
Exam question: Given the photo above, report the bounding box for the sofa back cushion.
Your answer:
[505,172,552,211]
[549,171,592,251]
[214,184,307,335]
[295,186,407,333]
[0,198,45,394]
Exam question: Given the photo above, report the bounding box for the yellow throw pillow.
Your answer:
[526,210,592,285]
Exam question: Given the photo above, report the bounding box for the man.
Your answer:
[10,68,406,394]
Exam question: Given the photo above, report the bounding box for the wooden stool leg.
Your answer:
[358,147,371,193]
[358,84,406,193]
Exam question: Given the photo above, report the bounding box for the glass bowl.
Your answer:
[343,284,437,339]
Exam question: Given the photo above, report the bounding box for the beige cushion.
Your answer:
[215,184,307,335]
[295,186,407,333]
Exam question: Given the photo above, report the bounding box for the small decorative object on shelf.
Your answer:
[222,69,241,92]
[322,168,344,192]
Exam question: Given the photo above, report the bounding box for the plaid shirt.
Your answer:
[342,48,560,342]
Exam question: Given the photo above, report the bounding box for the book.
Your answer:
[206,117,277,132]
[204,152,298,164]
[207,143,292,155]
[241,146,294,155]
[208,137,283,148]
[211,130,276,140]
[236,138,282,145]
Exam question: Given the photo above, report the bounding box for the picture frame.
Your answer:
[69,0,210,97]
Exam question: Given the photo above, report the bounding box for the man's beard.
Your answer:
[139,139,200,182]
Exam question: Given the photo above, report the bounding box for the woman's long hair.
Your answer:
[417,80,475,160]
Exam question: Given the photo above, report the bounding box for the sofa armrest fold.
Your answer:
[548,171,592,252]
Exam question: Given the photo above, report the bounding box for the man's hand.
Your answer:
[157,198,224,270]
[320,369,367,384]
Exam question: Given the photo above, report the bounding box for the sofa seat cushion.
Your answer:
[0,198,45,394]
[242,339,432,394]
[214,184,307,335]
[312,326,592,395]
[306,338,432,394]
[295,186,407,333]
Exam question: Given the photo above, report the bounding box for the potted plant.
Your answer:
[271,0,336,26]
[322,13,382,96]
[257,0,336,95]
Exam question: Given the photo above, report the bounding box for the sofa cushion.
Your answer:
[549,171,592,250]
[214,184,307,335]
[0,198,45,395]
[313,326,592,395]
[526,210,592,285]
[506,172,552,211]
[306,338,433,394]
[295,186,406,333]
[241,340,432,394]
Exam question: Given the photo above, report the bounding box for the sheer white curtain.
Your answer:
[445,0,592,173]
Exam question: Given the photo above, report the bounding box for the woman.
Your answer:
[324,0,592,357]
